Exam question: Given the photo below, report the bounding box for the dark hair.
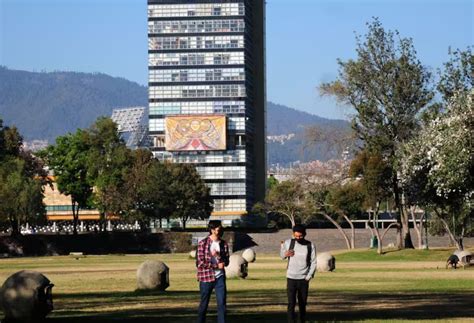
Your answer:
[208,220,222,233]
[292,224,306,236]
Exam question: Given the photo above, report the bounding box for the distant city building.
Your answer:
[111,107,150,149]
[266,133,295,144]
[147,0,267,221]
[44,178,102,222]
[23,140,49,152]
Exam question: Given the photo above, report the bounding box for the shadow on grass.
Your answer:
[34,289,474,322]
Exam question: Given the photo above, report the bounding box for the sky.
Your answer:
[0,0,472,120]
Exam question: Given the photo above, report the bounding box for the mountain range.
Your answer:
[0,67,349,165]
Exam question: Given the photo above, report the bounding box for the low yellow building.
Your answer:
[43,178,101,221]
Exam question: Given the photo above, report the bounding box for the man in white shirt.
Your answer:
[280,225,317,323]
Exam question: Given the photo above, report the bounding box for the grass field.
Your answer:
[0,248,473,322]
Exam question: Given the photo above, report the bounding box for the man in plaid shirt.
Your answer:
[196,220,230,323]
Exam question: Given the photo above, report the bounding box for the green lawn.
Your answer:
[0,249,473,322]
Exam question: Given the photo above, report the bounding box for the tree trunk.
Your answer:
[322,213,351,250]
[410,207,424,249]
[342,213,355,249]
[72,201,78,235]
[377,222,399,254]
[182,218,187,230]
[99,212,106,233]
[288,213,296,228]
[439,217,462,250]
[401,207,415,249]
[374,227,382,254]
[458,227,465,251]
[10,216,21,237]
[393,175,414,249]
[369,210,383,254]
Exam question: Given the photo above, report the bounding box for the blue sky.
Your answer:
[1,0,472,119]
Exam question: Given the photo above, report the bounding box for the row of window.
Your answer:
[210,182,246,196]
[149,68,245,83]
[228,117,245,130]
[149,35,244,50]
[148,19,245,34]
[46,205,73,211]
[148,3,244,18]
[149,52,244,66]
[213,198,247,211]
[149,100,245,115]
[196,166,246,180]
[149,84,246,99]
[149,117,245,132]
[152,150,246,163]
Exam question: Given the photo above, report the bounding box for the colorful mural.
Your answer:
[165,115,226,151]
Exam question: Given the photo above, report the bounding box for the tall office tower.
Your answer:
[147,0,266,222]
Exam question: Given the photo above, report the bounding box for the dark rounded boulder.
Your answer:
[0,270,54,322]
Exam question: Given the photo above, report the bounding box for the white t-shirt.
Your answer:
[210,240,224,279]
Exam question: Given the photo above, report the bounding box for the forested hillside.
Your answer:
[0,67,350,164]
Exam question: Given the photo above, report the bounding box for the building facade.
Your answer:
[147,0,266,221]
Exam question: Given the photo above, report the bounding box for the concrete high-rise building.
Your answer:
[147,0,266,222]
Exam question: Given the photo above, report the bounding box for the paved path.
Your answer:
[235,229,473,254]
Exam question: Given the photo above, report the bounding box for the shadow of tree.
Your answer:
[39,289,474,322]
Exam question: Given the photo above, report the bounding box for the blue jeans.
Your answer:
[197,275,226,323]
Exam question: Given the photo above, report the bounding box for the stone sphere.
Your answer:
[189,250,197,259]
[242,248,256,263]
[226,254,248,279]
[316,252,336,272]
[137,260,169,291]
[0,270,54,321]
[454,250,472,265]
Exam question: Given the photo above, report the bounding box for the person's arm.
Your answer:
[223,242,230,267]
[280,240,289,260]
[305,243,317,281]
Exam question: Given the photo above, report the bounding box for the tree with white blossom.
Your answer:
[401,90,473,250]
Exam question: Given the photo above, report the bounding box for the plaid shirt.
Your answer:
[196,236,230,282]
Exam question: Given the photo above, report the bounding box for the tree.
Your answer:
[401,90,473,250]
[122,149,155,225]
[0,119,47,236]
[320,18,434,248]
[123,150,178,229]
[39,129,93,235]
[85,117,132,231]
[437,47,473,103]
[326,181,366,249]
[264,180,306,228]
[267,174,279,192]
[168,163,213,230]
[349,150,399,254]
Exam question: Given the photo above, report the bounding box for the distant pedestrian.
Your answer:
[280,225,317,323]
[196,220,230,323]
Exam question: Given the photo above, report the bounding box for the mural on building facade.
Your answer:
[165,115,226,151]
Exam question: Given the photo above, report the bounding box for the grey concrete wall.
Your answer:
[245,229,474,254]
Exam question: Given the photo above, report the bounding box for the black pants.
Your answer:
[287,278,309,323]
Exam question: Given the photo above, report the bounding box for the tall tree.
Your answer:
[326,181,366,249]
[401,90,473,250]
[0,119,47,236]
[265,180,306,227]
[349,150,399,253]
[320,18,434,248]
[40,129,92,234]
[85,117,132,231]
[437,47,473,103]
[169,164,213,230]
